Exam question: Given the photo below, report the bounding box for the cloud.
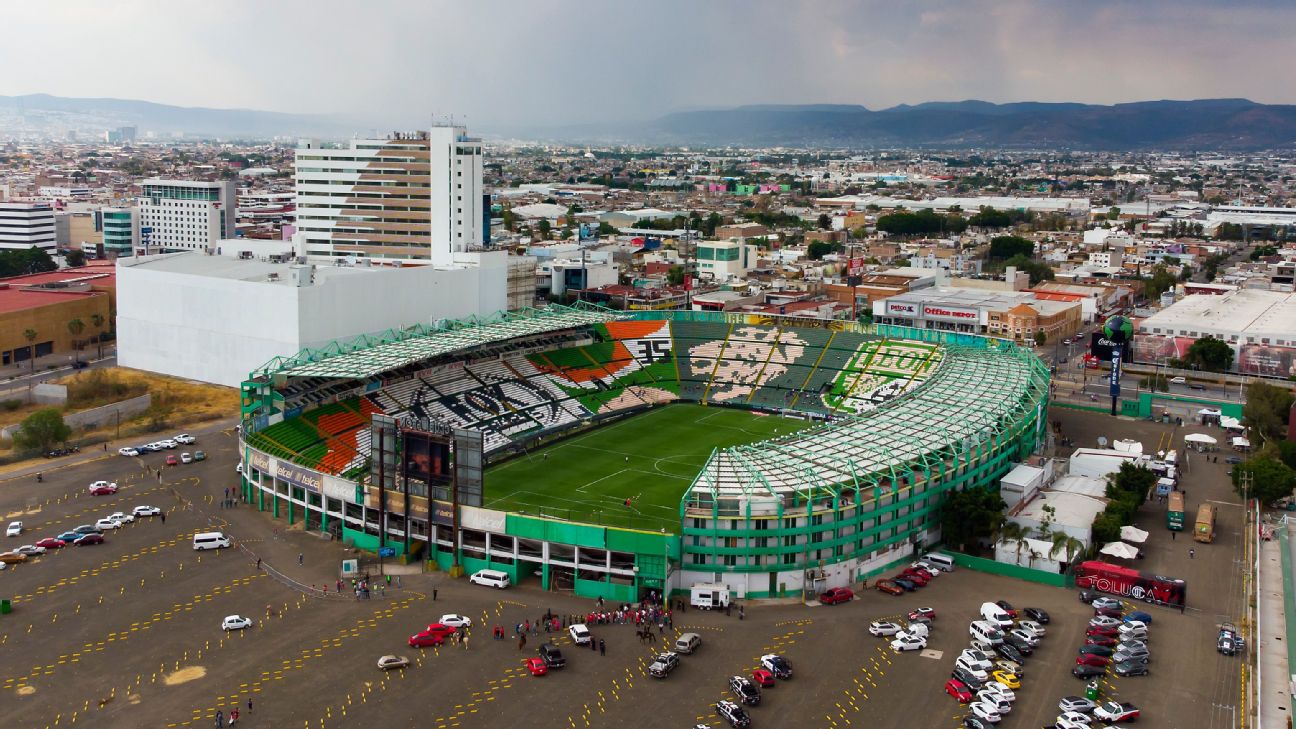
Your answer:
[0,0,1291,132]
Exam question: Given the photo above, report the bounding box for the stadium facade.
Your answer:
[239,305,1050,601]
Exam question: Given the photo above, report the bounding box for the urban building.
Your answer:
[137,179,236,253]
[873,287,1082,342]
[0,265,113,365]
[294,127,484,265]
[0,201,56,252]
[1133,289,1296,377]
[695,239,757,281]
[116,249,507,387]
[98,207,137,257]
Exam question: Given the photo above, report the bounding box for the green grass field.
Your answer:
[483,404,810,533]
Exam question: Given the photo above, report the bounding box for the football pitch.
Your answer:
[483,404,810,533]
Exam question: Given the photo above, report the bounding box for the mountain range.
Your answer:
[559,98,1296,150]
[2,94,1295,149]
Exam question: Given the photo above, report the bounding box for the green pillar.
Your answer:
[541,562,550,591]
[258,480,265,512]
[320,500,328,532]
[272,485,280,518]
[288,494,294,525]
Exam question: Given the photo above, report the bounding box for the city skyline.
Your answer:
[1,0,1293,132]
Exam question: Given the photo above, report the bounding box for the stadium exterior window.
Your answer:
[691,553,705,565]
[783,553,796,565]
[783,535,797,547]
[724,555,737,566]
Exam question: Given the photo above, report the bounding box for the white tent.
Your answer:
[1099,541,1140,560]
[1120,526,1149,544]
[1184,433,1217,445]
[1232,436,1251,449]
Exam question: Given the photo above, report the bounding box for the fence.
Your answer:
[947,551,1070,588]
[1279,528,1296,707]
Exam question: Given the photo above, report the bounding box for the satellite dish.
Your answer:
[1097,437,1109,447]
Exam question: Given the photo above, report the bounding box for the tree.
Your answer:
[1048,530,1086,565]
[537,219,552,240]
[817,213,832,230]
[987,235,1034,261]
[14,408,72,452]
[0,247,57,278]
[90,313,106,359]
[1142,263,1179,300]
[666,265,685,286]
[1090,512,1123,547]
[1003,254,1055,285]
[1232,456,1296,505]
[65,248,87,267]
[807,240,841,260]
[940,486,1007,552]
[998,521,1031,564]
[1033,330,1047,347]
[1106,462,1156,507]
[1181,336,1233,373]
[23,328,37,377]
[67,318,85,363]
[1243,381,1295,444]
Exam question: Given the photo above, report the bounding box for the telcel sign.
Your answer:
[921,304,979,323]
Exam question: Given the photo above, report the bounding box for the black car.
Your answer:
[963,717,993,729]
[1072,664,1106,679]
[715,700,751,729]
[538,643,565,669]
[893,578,916,591]
[728,676,761,706]
[760,654,792,679]
[951,666,985,691]
[1078,645,1115,657]
[1003,635,1034,655]
[993,642,1024,663]
[994,600,1016,615]
[1225,455,1244,465]
[1079,590,1099,604]
[1023,607,1050,624]
[1114,660,1149,677]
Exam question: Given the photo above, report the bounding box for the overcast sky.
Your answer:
[2,0,1293,131]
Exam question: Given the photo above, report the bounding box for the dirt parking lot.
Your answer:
[0,407,1244,729]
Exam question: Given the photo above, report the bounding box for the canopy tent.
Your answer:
[1099,541,1141,560]
[1232,436,1251,448]
[1184,433,1217,445]
[1120,526,1149,544]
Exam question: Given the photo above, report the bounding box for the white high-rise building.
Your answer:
[294,126,485,265]
[0,201,57,252]
[137,179,236,253]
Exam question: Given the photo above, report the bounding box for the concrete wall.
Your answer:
[0,393,150,442]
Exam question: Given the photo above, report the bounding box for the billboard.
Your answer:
[401,430,452,485]
[1091,331,1135,362]
[1237,344,1296,378]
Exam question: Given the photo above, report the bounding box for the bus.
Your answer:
[1074,560,1187,607]
[1167,492,1185,531]
[1194,503,1217,543]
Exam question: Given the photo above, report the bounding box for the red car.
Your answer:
[166,455,179,467]
[899,570,930,585]
[423,623,457,638]
[875,580,904,596]
[88,482,117,495]
[74,533,105,546]
[819,587,854,605]
[945,679,974,703]
[1084,635,1118,647]
[525,657,547,676]
[1086,625,1119,637]
[994,601,1019,618]
[408,631,446,648]
[751,669,775,687]
[35,538,66,549]
[1076,654,1111,667]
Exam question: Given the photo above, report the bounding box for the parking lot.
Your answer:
[0,406,1244,729]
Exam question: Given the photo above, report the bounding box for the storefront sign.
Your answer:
[886,301,918,316]
[921,304,979,322]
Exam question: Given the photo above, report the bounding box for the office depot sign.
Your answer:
[921,304,979,322]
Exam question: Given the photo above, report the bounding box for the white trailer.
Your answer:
[690,582,731,610]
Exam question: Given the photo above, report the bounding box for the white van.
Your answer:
[674,632,702,654]
[922,553,955,572]
[980,601,1014,628]
[468,569,510,589]
[193,531,230,551]
[969,620,1005,645]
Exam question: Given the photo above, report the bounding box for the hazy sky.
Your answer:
[2,0,1293,130]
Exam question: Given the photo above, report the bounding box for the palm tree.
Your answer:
[999,522,1031,566]
[23,328,37,377]
[1048,531,1086,569]
[67,319,85,364]
[90,313,105,359]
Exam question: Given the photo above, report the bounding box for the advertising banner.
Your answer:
[920,304,980,323]
[886,300,919,317]
[1237,344,1296,378]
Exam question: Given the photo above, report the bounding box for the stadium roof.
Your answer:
[688,342,1049,506]
[249,303,621,382]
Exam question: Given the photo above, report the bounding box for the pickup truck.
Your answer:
[648,651,680,678]
[1094,701,1140,722]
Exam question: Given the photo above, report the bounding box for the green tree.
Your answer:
[1033,330,1047,347]
[537,219,552,240]
[940,486,1007,552]
[1106,462,1156,506]
[1232,456,1296,505]
[666,265,685,286]
[817,213,831,230]
[998,521,1032,564]
[1090,512,1123,546]
[807,240,841,260]
[987,235,1034,261]
[1003,254,1055,285]
[23,328,37,376]
[65,248,87,267]
[14,408,72,452]
[1142,263,1179,300]
[1182,336,1233,373]
[1048,531,1087,565]
[1243,381,1295,444]
[968,207,1015,228]
[1105,207,1121,221]
[89,313,106,359]
[67,318,85,363]
[501,208,517,232]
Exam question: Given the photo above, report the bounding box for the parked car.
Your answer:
[525,657,548,676]
[1125,610,1153,625]
[1089,615,1121,629]
[56,531,81,543]
[993,643,1024,663]
[1058,696,1097,714]
[377,655,410,671]
[893,578,917,591]
[15,544,46,556]
[968,701,1002,724]
[945,679,974,703]
[750,669,775,687]
[1071,664,1106,679]
[728,675,761,706]
[951,666,985,691]
[980,681,1015,703]
[875,580,904,596]
[1094,702,1140,722]
[174,434,196,444]
[1093,606,1124,618]
[1086,625,1120,637]
[1075,654,1110,667]
[118,447,140,457]
[133,505,162,517]
[760,654,792,679]
[819,587,854,605]
[94,518,122,531]
[73,524,102,535]
[34,538,66,549]
[5,521,21,537]
[193,450,207,461]
[1002,634,1033,655]
[1084,635,1118,648]
[891,635,927,652]
[0,552,27,564]
[1007,629,1039,647]
[714,700,751,729]
[1016,620,1046,638]
[990,670,1019,689]
[108,511,134,524]
[1078,645,1115,657]
[165,455,178,467]
[568,624,591,645]
[992,659,1023,678]
[869,621,903,637]
[408,631,445,648]
[1022,607,1050,623]
[1078,590,1100,604]
[180,453,193,464]
[908,607,936,621]
[222,615,253,631]
[439,614,472,628]
[993,600,1018,618]
[648,652,680,679]
[88,481,118,495]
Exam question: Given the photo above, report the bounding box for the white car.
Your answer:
[954,656,989,680]
[1091,597,1122,610]
[968,701,1002,724]
[1055,716,1091,729]
[868,621,902,637]
[236,463,244,475]
[94,517,122,531]
[118,447,140,457]
[1008,628,1040,647]
[1017,620,1046,638]
[180,452,193,464]
[1057,710,1093,725]
[1169,376,1186,385]
[976,691,1012,714]
[1058,697,1096,714]
[439,614,472,628]
[568,623,591,645]
[222,615,253,631]
[158,439,178,449]
[133,505,162,517]
[981,682,1015,703]
[174,434,196,445]
[108,511,135,524]
[958,649,993,672]
[142,442,165,452]
[15,544,46,556]
[6,521,22,537]
[1089,615,1121,629]
[890,635,927,652]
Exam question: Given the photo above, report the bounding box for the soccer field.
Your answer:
[483,404,810,533]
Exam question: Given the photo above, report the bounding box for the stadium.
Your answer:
[238,305,1050,601]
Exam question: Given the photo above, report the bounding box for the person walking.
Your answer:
[160,512,166,524]
[598,638,606,656]
[215,710,224,728]
[1171,531,1176,541]
[297,553,304,566]
[463,634,469,651]
[230,708,239,725]
[433,588,438,601]
[247,699,252,714]
[1189,548,1195,559]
